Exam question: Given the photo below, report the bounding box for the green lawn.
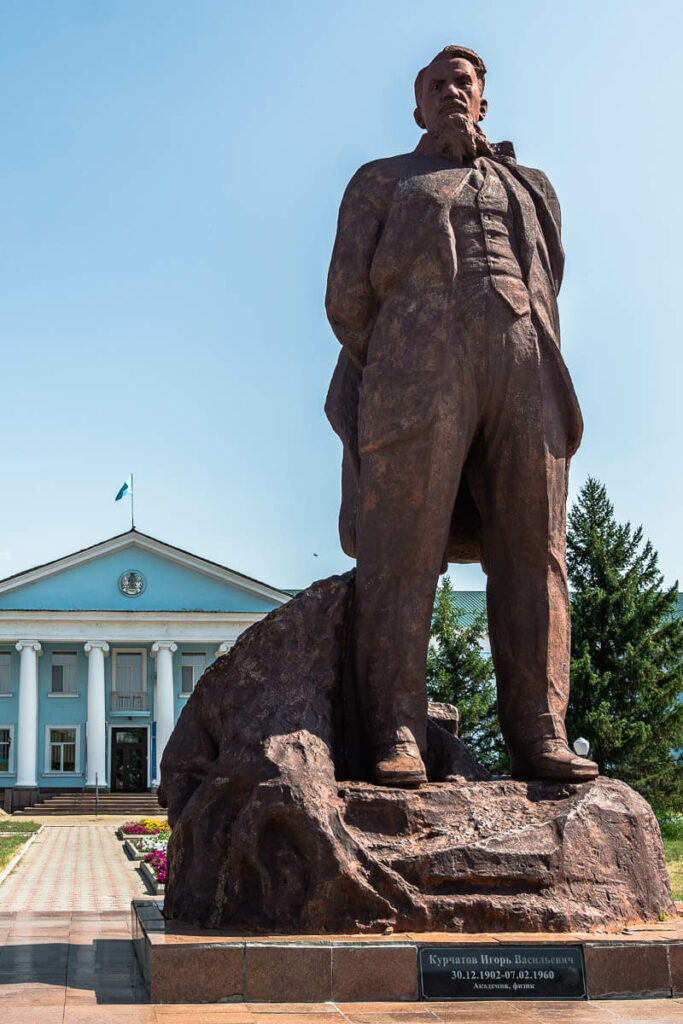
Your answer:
[664,838,683,901]
[0,835,30,872]
[0,820,41,834]
[0,821,40,872]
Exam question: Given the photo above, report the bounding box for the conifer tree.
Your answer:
[427,575,508,773]
[566,477,683,810]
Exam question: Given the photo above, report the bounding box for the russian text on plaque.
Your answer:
[420,945,586,1000]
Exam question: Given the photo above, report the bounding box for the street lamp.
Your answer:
[573,737,590,758]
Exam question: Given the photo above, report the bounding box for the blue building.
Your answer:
[2,530,677,812]
[0,530,290,810]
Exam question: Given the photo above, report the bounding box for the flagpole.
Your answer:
[131,473,135,530]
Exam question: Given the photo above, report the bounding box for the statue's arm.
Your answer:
[325,164,388,367]
[539,172,561,236]
[521,166,565,293]
[542,174,565,294]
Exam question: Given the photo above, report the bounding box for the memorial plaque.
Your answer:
[420,945,586,1000]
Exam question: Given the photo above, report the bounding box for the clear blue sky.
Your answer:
[1,0,681,590]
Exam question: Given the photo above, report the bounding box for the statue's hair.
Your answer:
[414,45,487,106]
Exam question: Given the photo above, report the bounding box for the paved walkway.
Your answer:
[0,908,148,1018]
[0,824,151,912]
[0,821,681,1021]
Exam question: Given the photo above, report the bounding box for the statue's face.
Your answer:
[418,57,487,133]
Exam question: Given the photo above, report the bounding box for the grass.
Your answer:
[0,821,40,872]
[0,820,41,834]
[657,813,683,901]
[0,835,30,872]
[664,838,683,901]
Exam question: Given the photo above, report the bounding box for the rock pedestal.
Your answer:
[159,573,675,934]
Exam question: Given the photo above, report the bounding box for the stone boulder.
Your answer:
[159,572,675,934]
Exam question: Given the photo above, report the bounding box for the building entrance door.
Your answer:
[111,728,148,792]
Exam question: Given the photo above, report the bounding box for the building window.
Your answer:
[46,726,79,773]
[0,652,11,694]
[115,652,142,691]
[112,650,148,711]
[0,726,13,772]
[51,652,78,694]
[181,653,206,695]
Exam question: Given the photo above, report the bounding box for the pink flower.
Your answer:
[144,849,168,884]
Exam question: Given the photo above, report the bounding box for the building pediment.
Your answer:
[0,530,289,614]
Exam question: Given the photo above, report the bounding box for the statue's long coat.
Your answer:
[325,148,583,564]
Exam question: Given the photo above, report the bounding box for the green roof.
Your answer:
[448,590,486,626]
[450,591,683,628]
[282,588,683,627]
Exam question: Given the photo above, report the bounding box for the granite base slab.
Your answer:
[132,900,683,1004]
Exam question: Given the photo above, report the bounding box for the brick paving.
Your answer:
[0,822,681,1021]
[0,825,150,911]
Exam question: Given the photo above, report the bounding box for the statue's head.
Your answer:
[414,46,488,136]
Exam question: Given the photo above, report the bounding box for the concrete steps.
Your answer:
[14,792,164,816]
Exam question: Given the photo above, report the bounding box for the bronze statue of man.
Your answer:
[325,45,599,787]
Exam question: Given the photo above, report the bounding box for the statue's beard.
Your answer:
[433,113,493,161]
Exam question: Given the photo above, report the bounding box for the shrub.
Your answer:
[657,812,683,842]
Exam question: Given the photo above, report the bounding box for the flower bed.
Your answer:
[119,817,169,836]
[125,832,169,861]
[124,839,145,861]
[116,818,169,890]
[144,849,168,885]
[117,817,170,840]
[135,834,168,853]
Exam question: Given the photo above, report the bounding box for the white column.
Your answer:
[151,641,177,785]
[84,642,109,789]
[15,641,42,788]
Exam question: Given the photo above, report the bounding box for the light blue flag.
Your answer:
[115,476,133,501]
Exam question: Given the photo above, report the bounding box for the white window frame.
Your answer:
[49,651,79,697]
[0,724,15,774]
[112,648,147,695]
[180,651,206,697]
[44,724,81,775]
[0,651,12,696]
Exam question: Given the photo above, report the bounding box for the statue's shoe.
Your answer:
[373,741,427,787]
[510,740,599,782]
